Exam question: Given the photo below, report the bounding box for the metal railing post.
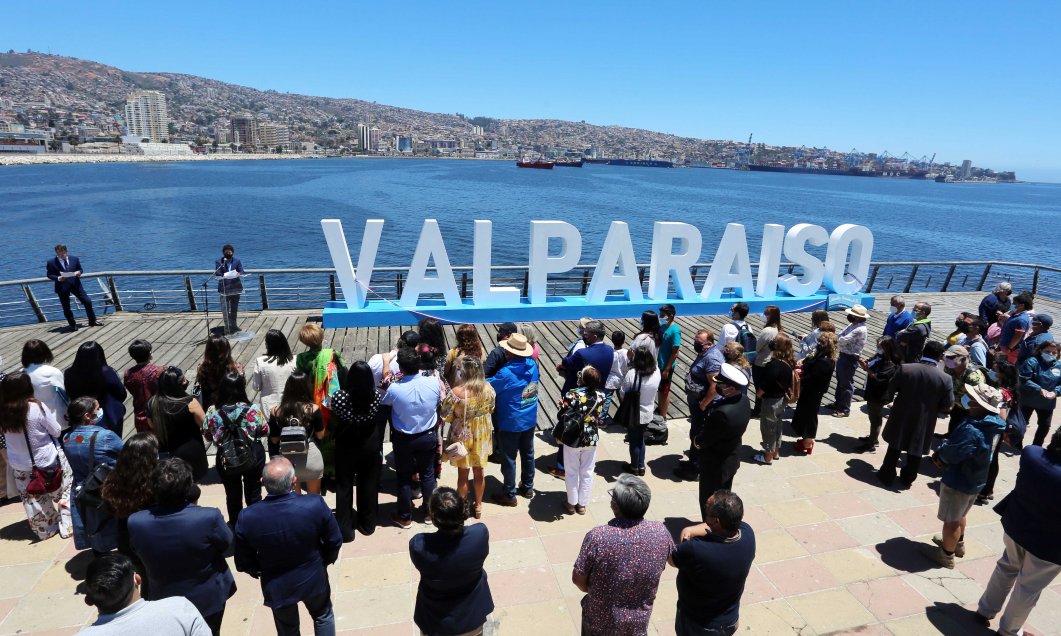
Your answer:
[396,272,404,297]
[941,265,956,292]
[580,269,590,295]
[184,276,197,310]
[522,272,529,298]
[259,275,269,310]
[461,272,469,299]
[1033,268,1041,295]
[865,265,880,292]
[107,277,123,311]
[903,265,920,293]
[23,285,46,323]
[978,265,992,291]
[329,274,337,301]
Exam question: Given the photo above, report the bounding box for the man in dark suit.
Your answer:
[878,340,954,488]
[129,458,235,636]
[215,244,245,335]
[45,243,100,331]
[234,457,343,636]
[694,363,752,518]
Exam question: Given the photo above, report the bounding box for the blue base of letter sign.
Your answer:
[321,292,876,328]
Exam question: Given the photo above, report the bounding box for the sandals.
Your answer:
[832,411,850,418]
[753,452,773,465]
[474,503,482,519]
[564,503,576,515]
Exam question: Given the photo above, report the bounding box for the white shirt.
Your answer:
[605,348,629,391]
[4,402,61,471]
[368,350,400,395]
[620,368,662,424]
[718,320,748,349]
[838,323,868,356]
[22,363,66,421]
[79,597,210,635]
[251,356,296,415]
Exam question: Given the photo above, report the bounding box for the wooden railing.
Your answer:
[1,261,1059,327]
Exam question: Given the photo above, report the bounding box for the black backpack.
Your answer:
[644,415,669,445]
[73,432,116,536]
[217,408,258,475]
[734,322,757,358]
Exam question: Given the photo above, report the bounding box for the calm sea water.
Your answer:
[2,158,1059,279]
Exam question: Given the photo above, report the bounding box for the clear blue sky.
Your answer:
[11,1,1061,181]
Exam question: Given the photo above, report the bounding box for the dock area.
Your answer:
[0,291,1059,635]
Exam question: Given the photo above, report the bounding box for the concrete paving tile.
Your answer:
[826,625,892,636]
[488,566,563,608]
[484,538,549,572]
[551,562,582,599]
[835,512,908,547]
[731,476,801,506]
[475,515,538,541]
[847,576,930,621]
[854,485,925,513]
[337,622,417,635]
[0,599,17,626]
[333,583,413,631]
[736,600,813,634]
[4,628,81,636]
[759,555,841,597]
[0,532,68,566]
[786,588,877,634]
[740,504,780,531]
[741,566,783,605]
[0,589,94,633]
[899,568,984,606]
[789,472,852,497]
[338,552,411,592]
[815,548,897,584]
[493,599,575,636]
[0,562,51,598]
[217,601,256,636]
[886,504,944,536]
[809,492,877,520]
[534,506,600,536]
[883,610,968,635]
[752,528,809,564]
[339,525,415,559]
[763,499,830,527]
[956,555,1000,587]
[1026,587,1061,636]
[785,521,860,554]
[649,578,678,622]
[540,531,588,565]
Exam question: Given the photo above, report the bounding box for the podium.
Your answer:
[216,270,254,342]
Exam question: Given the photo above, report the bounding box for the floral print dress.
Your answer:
[440,390,494,469]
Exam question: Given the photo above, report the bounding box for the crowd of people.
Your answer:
[0,284,1059,635]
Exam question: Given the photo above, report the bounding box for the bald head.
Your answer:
[262,457,296,495]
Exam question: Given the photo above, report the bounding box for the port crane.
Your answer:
[736,133,754,168]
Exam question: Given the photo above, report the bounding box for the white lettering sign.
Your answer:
[320,219,874,309]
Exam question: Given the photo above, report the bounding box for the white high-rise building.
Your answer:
[368,126,380,152]
[357,123,370,151]
[124,90,169,143]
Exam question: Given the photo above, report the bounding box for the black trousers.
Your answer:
[220,293,240,334]
[57,285,97,327]
[698,449,740,519]
[879,443,923,484]
[216,448,264,525]
[334,439,383,541]
[1021,405,1055,447]
[203,607,225,636]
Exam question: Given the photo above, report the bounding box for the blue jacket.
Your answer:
[46,255,87,293]
[214,256,245,294]
[561,342,614,393]
[488,357,539,432]
[999,445,1061,565]
[129,503,236,618]
[1019,354,1061,411]
[234,492,343,608]
[410,524,494,634]
[1018,332,1054,367]
[883,309,913,337]
[62,425,123,551]
[937,414,1006,494]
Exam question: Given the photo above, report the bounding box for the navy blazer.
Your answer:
[234,492,343,608]
[409,523,494,635]
[128,503,236,618]
[46,255,87,293]
[999,445,1061,565]
[214,257,245,294]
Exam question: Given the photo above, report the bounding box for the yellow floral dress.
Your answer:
[440,390,494,468]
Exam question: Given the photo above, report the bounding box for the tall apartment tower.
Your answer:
[368,127,381,151]
[231,115,257,149]
[124,90,169,142]
[357,123,370,151]
[960,159,973,179]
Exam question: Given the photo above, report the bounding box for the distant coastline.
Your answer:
[0,153,518,167]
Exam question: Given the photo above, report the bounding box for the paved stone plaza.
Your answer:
[0,405,1058,635]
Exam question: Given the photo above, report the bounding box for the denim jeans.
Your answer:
[272,591,335,636]
[833,353,858,413]
[628,423,647,469]
[393,430,437,520]
[498,429,535,498]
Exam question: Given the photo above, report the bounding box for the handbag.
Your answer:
[613,375,643,428]
[786,363,801,404]
[279,415,309,455]
[441,398,469,461]
[22,428,63,496]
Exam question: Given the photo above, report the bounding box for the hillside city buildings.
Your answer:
[123,90,169,143]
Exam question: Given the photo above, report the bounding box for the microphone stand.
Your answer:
[194,261,228,346]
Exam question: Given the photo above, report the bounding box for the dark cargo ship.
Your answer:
[584,158,674,168]
[748,164,881,177]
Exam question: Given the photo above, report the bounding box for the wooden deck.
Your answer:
[2,291,1058,434]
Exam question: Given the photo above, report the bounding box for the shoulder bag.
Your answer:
[22,428,63,496]
[74,432,116,533]
[613,374,643,429]
[786,362,801,404]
